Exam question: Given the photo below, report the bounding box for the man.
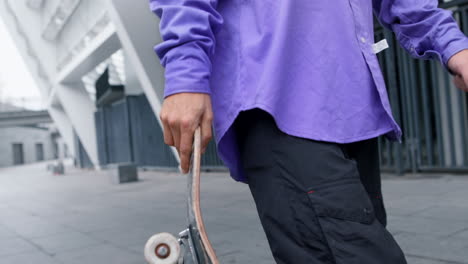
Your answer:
[149,0,468,263]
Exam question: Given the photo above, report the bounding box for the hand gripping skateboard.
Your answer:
[145,127,219,264]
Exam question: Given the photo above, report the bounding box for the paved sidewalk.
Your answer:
[1,162,468,263]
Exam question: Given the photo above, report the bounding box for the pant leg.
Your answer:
[233,108,406,264]
[340,138,388,226]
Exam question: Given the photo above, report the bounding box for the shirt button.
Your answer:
[360,37,366,43]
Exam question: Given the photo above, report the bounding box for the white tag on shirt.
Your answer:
[372,39,389,54]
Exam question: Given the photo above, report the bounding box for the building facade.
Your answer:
[0,0,223,170]
[0,103,62,167]
[0,126,55,167]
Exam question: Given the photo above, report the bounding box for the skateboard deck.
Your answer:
[145,127,219,264]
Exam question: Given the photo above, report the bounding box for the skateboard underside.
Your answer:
[145,128,218,264]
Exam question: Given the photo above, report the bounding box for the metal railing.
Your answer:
[376,0,468,174]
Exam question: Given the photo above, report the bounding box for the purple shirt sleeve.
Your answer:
[149,0,223,98]
[373,0,468,73]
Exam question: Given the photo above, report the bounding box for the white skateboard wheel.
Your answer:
[144,232,180,264]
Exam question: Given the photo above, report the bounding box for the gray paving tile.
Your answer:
[415,206,468,222]
[87,226,158,248]
[3,218,72,239]
[211,228,274,264]
[54,243,142,264]
[29,231,104,255]
[390,216,468,236]
[0,237,38,257]
[1,250,61,264]
[125,243,145,256]
[405,255,458,264]
[55,214,140,233]
[452,228,468,239]
[0,224,17,239]
[395,232,468,263]
[0,208,38,226]
[2,162,468,263]
[385,195,437,216]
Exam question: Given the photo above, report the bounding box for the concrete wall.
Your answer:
[0,126,55,167]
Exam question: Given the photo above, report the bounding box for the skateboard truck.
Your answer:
[145,127,219,264]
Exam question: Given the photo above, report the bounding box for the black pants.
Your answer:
[234,108,407,264]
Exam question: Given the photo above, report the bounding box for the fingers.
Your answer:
[179,123,195,174]
[159,93,213,173]
[200,111,213,154]
[162,120,174,146]
[160,110,175,147]
[170,124,181,152]
[161,112,194,173]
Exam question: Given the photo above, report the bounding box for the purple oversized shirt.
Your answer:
[149,0,468,182]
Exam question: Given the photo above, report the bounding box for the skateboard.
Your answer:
[145,127,219,264]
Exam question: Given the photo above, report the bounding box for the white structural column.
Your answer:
[106,0,180,163]
[52,21,120,167]
[0,1,76,155]
[124,50,144,96]
[55,82,99,165]
[48,104,76,156]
